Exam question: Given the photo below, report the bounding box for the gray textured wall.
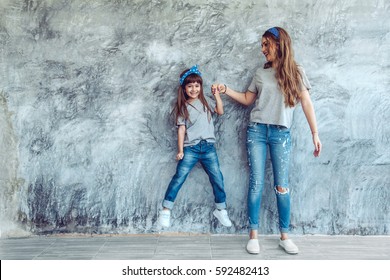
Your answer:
[0,0,389,237]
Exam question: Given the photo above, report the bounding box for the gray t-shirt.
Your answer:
[247,65,311,128]
[177,98,216,147]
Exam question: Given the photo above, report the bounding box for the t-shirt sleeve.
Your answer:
[176,115,186,127]
[247,75,258,93]
[298,66,311,91]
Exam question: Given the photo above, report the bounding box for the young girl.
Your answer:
[158,65,232,228]
[213,27,322,254]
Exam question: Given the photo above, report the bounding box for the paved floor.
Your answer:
[1,234,389,260]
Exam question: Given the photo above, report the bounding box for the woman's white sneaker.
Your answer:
[246,239,260,254]
[279,238,299,254]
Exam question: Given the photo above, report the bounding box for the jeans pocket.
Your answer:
[276,125,290,133]
[205,142,215,153]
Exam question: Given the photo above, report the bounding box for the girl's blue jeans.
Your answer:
[163,140,227,210]
[246,122,292,233]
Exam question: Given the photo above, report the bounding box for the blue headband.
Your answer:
[267,27,279,39]
[180,65,202,85]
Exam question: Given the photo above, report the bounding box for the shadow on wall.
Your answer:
[0,92,29,238]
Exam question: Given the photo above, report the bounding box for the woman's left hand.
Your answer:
[312,133,322,157]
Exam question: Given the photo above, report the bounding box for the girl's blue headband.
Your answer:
[266,27,280,39]
[180,65,202,85]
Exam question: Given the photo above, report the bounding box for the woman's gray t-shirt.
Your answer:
[177,98,216,147]
[247,65,311,128]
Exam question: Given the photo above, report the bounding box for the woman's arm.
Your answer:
[176,125,186,160]
[300,89,322,157]
[213,84,257,106]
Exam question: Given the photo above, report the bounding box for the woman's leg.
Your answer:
[269,126,298,254]
[246,123,268,238]
[269,126,292,239]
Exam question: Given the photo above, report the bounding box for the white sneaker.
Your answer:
[246,239,260,254]
[279,238,299,254]
[213,209,232,227]
[158,210,171,227]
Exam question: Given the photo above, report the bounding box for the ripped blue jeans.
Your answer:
[246,122,291,233]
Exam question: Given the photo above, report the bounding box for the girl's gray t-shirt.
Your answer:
[248,65,311,128]
[177,98,216,147]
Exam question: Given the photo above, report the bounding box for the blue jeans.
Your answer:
[246,122,291,233]
[163,140,227,210]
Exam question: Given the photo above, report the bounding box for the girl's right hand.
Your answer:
[211,84,219,95]
[176,152,184,161]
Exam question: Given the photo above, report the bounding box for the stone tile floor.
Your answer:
[1,234,389,260]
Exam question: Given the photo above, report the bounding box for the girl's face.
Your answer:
[261,37,278,65]
[184,82,201,102]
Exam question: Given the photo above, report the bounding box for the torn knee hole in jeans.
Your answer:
[275,186,289,194]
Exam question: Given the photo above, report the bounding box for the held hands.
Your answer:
[211,84,227,95]
[312,133,322,157]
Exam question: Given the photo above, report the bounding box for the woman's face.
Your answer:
[261,37,278,64]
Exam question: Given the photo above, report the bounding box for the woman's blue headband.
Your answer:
[266,27,280,39]
[180,65,202,85]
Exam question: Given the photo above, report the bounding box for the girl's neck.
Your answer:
[187,97,199,104]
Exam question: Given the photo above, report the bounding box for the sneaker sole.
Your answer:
[279,244,299,254]
[246,248,260,254]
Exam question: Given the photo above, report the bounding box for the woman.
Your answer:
[212,27,321,254]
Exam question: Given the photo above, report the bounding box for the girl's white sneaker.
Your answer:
[158,210,171,227]
[213,209,232,227]
[279,238,299,254]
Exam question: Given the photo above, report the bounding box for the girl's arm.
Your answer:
[300,89,322,157]
[176,125,186,160]
[213,84,257,106]
[213,90,224,115]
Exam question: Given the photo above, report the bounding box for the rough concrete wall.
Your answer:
[0,0,389,236]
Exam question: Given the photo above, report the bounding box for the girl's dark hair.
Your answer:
[174,69,213,124]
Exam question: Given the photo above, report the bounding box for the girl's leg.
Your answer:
[246,123,268,238]
[199,142,226,209]
[162,146,199,209]
[269,125,292,238]
[200,141,232,227]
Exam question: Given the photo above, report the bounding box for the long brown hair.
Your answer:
[174,69,213,124]
[263,27,302,107]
